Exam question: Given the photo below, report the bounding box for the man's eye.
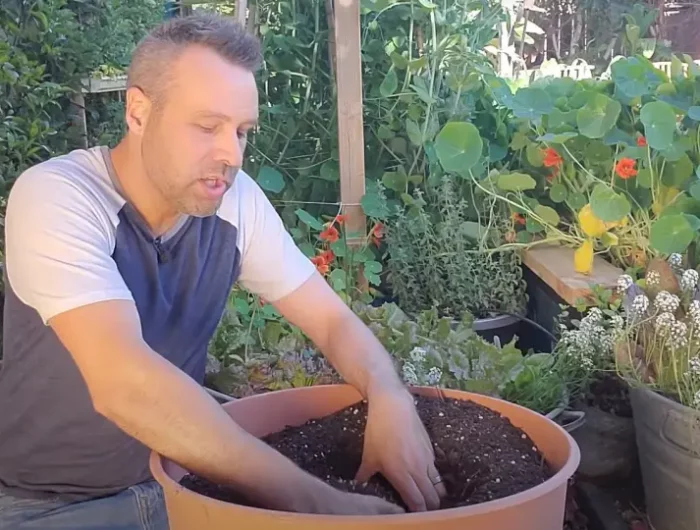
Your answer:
[237,129,248,139]
[198,124,217,133]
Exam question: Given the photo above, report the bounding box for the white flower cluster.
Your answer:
[654,291,680,314]
[681,270,699,293]
[560,308,613,370]
[694,390,700,409]
[402,362,419,385]
[646,270,661,287]
[690,300,700,328]
[669,253,683,268]
[687,356,700,378]
[617,275,634,293]
[655,312,676,335]
[409,347,427,364]
[426,367,442,385]
[631,294,650,315]
[668,320,688,349]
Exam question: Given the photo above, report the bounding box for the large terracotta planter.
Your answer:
[150,385,580,530]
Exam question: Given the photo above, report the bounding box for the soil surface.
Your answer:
[180,395,553,512]
[585,373,633,417]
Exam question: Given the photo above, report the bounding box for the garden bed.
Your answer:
[180,394,552,511]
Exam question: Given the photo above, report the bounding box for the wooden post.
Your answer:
[235,0,247,26]
[333,0,366,246]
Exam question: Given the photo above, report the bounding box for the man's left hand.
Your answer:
[355,388,447,512]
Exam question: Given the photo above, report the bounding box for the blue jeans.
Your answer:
[0,480,168,529]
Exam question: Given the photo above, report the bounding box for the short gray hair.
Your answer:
[127,12,262,109]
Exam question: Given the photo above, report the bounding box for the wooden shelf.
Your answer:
[80,76,127,94]
[522,245,624,306]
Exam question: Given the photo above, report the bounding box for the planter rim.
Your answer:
[150,385,581,522]
[472,313,520,331]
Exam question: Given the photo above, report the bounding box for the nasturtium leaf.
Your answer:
[576,93,621,138]
[568,192,587,211]
[603,128,636,147]
[537,132,578,144]
[381,171,408,192]
[611,56,663,98]
[516,231,533,244]
[435,122,483,173]
[461,221,487,240]
[585,141,614,164]
[659,139,686,161]
[548,109,578,128]
[510,131,528,150]
[526,143,544,167]
[406,119,423,146]
[497,172,537,192]
[684,214,700,232]
[360,192,390,219]
[511,87,554,119]
[390,52,408,70]
[379,68,398,97]
[329,269,347,291]
[590,184,631,222]
[662,153,693,187]
[640,101,676,151]
[320,160,340,181]
[534,205,560,226]
[550,184,567,203]
[690,180,700,201]
[257,166,285,193]
[649,214,694,254]
[689,106,700,121]
[526,216,544,233]
[637,167,653,188]
[295,209,324,230]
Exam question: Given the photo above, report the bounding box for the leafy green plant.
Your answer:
[384,176,527,319]
[353,302,566,414]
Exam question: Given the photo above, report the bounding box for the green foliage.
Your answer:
[385,177,527,319]
[354,302,566,414]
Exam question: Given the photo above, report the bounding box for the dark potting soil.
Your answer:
[180,395,553,512]
[584,373,633,418]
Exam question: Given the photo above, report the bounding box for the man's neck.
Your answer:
[109,138,181,237]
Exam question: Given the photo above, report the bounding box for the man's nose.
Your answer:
[217,132,243,168]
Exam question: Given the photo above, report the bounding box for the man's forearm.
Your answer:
[320,309,408,400]
[95,341,330,511]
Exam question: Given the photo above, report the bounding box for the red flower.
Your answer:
[319,249,335,264]
[334,214,347,225]
[310,255,329,275]
[370,222,384,246]
[636,136,647,147]
[615,158,637,180]
[511,212,526,226]
[319,225,339,243]
[543,147,563,168]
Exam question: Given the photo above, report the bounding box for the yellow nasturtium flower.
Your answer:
[578,204,607,238]
[574,239,594,275]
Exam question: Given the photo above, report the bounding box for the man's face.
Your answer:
[139,45,259,217]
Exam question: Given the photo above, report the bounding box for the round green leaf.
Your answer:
[295,208,324,230]
[534,205,560,226]
[662,153,693,187]
[612,57,661,98]
[360,192,390,219]
[690,180,700,201]
[576,93,621,139]
[406,119,423,146]
[497,172,537,192]
[637,167,653,188]
[435,122,483,173]
[537,132,578,144]
[381,171,408,192]
[650,214,694,254]
[526,143,544,167]
[380,68,398,97]
[590,184,631,222]
[640,101,676,151]
[526,216,544,233]
[511,88,554,119]
[550,184,567,203]
[257,166,285,193]
[319,161,340,181]
[688,106,700,121]
[568,192,587,210]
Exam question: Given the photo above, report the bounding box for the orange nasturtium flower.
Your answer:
[370,222,384,246]
[615,158,637,180]
[310,255,330,275]
[334,214,347,225]
[511,212,526,226]
[319,249,335,264]
[319,224,340,243]
[543,147,563,168]
[636,136,647,147]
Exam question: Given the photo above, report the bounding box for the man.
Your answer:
[0,12,446,529]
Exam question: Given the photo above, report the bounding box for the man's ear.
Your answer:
[124,86,152,136]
